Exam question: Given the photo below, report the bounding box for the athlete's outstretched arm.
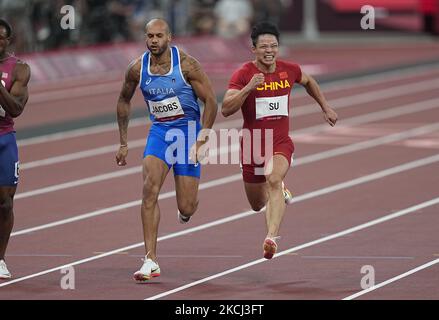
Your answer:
[0,62,31,118]
[300,72,338,126]
[116,58,140,166]
[221,73,264,117]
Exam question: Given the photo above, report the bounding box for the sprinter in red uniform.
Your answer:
[222,21,337,259]
[0,19,31,279]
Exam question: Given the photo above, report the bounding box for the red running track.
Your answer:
[0,62,438,300]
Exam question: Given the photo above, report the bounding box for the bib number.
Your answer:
[148,96,184,121]
[0,79,5,117]
[255,94,289,120]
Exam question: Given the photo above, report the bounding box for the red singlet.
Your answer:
[228,60,302,183]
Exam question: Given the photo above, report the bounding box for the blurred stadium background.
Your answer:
[2,0,439,53]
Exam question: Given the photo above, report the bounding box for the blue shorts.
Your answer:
[0,132,19,186]
[143,121,201,178]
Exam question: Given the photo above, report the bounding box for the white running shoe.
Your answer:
[178,210,191,224]
[282,182,294,205]
[0,260,12,279]
[133,258,161,282]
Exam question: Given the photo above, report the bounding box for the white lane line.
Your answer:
[212,78,439,130]
[343,258,439,300]
[11,174,241,236]
[2,153,438,288]
[146,197,439,300]
[295,122,439,166]
[19,92,439,171]
[15,167,141,199]
[20,140,146,170]
[17,78,439,173]
[17,118,147,147]
[293,78,439,117]
[303,64,439,93]
[287,154,439,204]
[12,122,439,233]
[301,256,415,260]
[28,63,439,105]
[130,255,243,258]
[21,77,439,152]
[15,118,439,200]
[17,67,439,147]
[7,254,73,257]
[30,81,122,104]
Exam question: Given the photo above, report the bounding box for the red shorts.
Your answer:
[241,138,294,183]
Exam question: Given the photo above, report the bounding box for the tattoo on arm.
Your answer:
[180,52,202,83]
[117,59,140,144]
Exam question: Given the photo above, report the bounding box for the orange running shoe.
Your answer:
[263,237,280,259]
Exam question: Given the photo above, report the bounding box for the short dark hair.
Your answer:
[0,19,12,38]
[251,21,280,47]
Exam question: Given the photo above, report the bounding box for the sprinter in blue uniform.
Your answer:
[116,19,217,282]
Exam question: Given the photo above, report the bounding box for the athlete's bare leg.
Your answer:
[174,175,200,219]
[244,182,268,212]
[0,186,15,260]
[264,154,290,238]
[141,155,169,262]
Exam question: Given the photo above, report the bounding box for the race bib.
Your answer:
[255,94,289,120]
[0,77,5,117]
[148,96,185,121]
[0,78,5,117]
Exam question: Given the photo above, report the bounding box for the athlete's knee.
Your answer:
[245,184,267,211]
[250,202,265,212]
[142,176,161,206]
[266,173,283,190]
[0,197,13,218]
[177,199,198,217]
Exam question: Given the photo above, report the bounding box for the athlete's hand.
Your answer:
[190,129,213,164]
[189,140,209,165]
[246,73,265,91]
[116,145,128,166]
[323,107,338,127]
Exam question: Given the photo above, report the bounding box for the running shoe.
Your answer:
[178,210,191,224]
[133,258,161,282]
[263,236,280,259]
[282,182,294,205]
[0,260,11,279]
